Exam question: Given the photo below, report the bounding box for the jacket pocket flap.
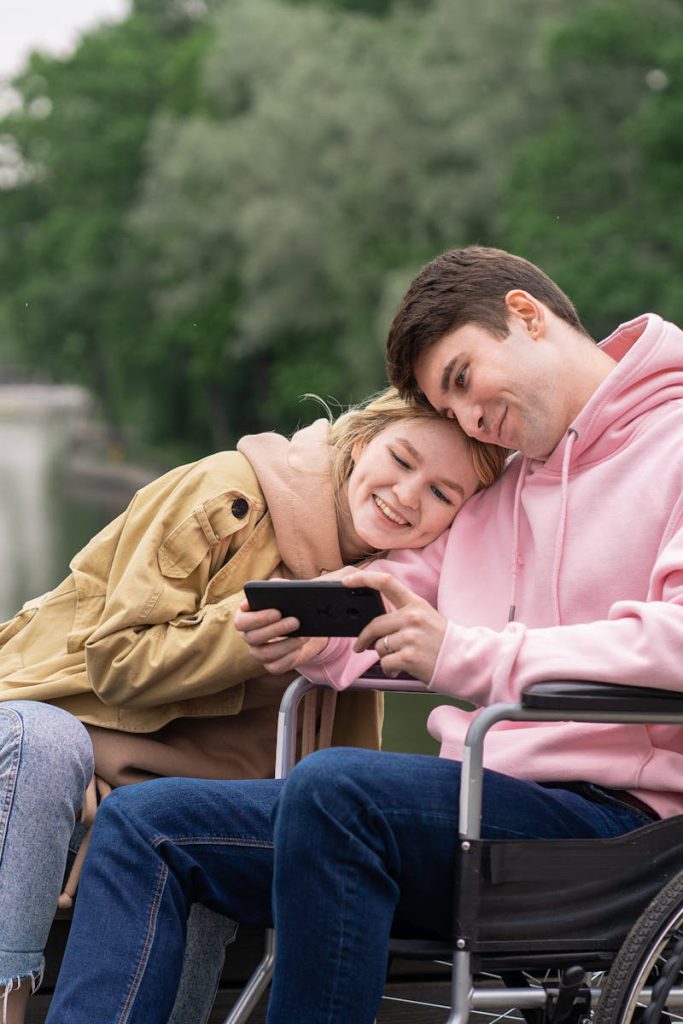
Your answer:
[158,492,255,579]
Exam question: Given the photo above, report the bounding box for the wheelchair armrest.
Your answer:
[276,672,429,779]
[521,680,683,714]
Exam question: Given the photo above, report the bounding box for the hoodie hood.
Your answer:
[507,313,683,623]
[238,419,344,578]
[545,313,683,471]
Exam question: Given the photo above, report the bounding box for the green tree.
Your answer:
[7,0,661,456]
[502,0,683,339]
[0,0,213,446]
[134,0,570,437]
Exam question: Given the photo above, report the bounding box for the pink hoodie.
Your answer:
[304,314,683,819]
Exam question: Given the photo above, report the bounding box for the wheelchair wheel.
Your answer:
[596,868,683,1024]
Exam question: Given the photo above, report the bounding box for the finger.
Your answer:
[248,635,305,665]
[342,570,418,611]
[353,610,408,653]
[377,651,409,679]
[316,565,356,582]
[240,616,301,647]
[374,635,397,660]
[235,606,283,632]
[253,634,328,674]
[265,639,319,674]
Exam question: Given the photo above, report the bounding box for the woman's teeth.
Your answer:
[374,495,408,526]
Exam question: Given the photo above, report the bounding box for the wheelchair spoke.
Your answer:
[382,994,451,1010]
[377,965,609,1024]
[473,1005,530,1023]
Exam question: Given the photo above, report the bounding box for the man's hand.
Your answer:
[345,570,447,682]
[235,602,328,675]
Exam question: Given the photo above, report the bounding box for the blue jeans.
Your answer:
[45,746,653,1024]
[0,701,93,992]
[0,700,235,1024]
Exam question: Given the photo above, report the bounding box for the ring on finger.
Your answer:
[382,636,393,655]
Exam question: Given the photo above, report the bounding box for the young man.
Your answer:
[45,248,683,1024]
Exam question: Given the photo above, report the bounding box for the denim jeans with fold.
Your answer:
[0,701,93,999]
[45,746,653,1024]
[0,700,235,1024]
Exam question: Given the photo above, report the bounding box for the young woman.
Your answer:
[0,388,506,1024]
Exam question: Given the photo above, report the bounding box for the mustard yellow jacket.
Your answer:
[0,449,381,749]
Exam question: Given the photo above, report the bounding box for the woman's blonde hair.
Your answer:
[311,387,507,500]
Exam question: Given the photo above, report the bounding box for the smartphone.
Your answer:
[244,580,385,637]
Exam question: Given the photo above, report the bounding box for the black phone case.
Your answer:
[244,580,384,636]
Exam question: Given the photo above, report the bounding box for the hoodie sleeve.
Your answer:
[429,510,683,706]
[300,532,447,689]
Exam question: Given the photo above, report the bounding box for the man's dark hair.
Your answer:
[386,246,590,401]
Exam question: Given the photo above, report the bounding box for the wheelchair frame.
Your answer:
[223,674,683,1024]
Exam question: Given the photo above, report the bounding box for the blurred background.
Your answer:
[0,0,681,749]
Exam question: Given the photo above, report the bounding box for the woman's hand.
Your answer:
[234,601,328,674]
[345,570,448,682]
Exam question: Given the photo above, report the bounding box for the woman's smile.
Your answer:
[373,494,409,527]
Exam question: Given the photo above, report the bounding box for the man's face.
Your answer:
[414,319,578,460]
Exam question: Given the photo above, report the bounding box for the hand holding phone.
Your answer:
[244,580,385,637]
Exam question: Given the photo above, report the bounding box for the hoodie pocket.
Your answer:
[157,491,259,580]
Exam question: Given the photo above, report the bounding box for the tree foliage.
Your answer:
[502,0,683,339]
[132,0,565,440]
[0,1,212,444]
[0,0,680,455]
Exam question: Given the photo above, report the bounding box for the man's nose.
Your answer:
[456,402,486,439]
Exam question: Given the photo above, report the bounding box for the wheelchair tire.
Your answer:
[596,867,683,1024]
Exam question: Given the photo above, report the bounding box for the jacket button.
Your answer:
[231,498,249,519]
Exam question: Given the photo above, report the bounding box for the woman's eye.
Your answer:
[390,449,410,469]
[431,486,452,505]
[455,367,467,389]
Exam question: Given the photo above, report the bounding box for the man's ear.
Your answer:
[504,290,545,339]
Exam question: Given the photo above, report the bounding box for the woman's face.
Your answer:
[346,417,481,550]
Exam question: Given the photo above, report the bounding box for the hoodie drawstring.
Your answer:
[551,428,578,625]
[508,428,578,625]
[508,458,528,622]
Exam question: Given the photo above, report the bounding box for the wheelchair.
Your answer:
[223,672,683,1024]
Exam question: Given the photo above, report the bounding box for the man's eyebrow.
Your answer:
[440,356,459,394]
[396,437,465,498]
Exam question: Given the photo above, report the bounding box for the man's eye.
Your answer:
[390,449,410,469]
[431,486,452,505]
